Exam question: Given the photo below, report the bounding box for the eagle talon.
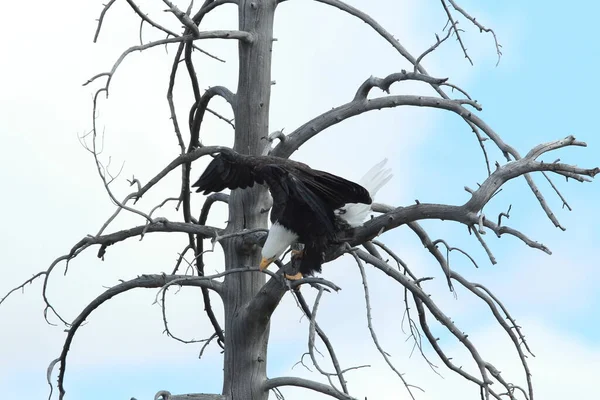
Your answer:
[285,272,303,281]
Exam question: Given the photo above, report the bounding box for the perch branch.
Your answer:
[338,137,597,255]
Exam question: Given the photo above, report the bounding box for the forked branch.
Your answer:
[342,136,597,250]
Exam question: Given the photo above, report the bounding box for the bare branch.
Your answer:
[95,220,222,259]
[135,145,233,201]
[295,290,350,393]
[42,250,94,326]
[357,250,510,400]
[124,0,224,62]
[335,138,597,255]
[347,247,422,398]
[154,392,224,400]
[471,226,497,265]
[541,172,572,210]
[159,285,219,345]
[84,31,252,92]
[93,0,117,42]
[412,296,502,399]
[310,0,420,74]
[268,130,286,143]
[440,0,473,65]
[199,193,230,225]
[171,245,194,274]
[264,377,358,400]
[272,94,483,159]
[189,86,236,148]
[81,92,153,226]
[451,272,534,399]
[406,222,533,398]
[306,288,330,381]
[195,192,230,347]
[53,273,223,399]
[166,43,188,153]
[303,0,502,175]
[353,71,448,101]
[372,241,441,372]
[465,137,597,211]
[0,272,46,307]
[447,0,503,65]
[414,29,453,73]
[85,36,190,89]
[432,238,481,270]
[164,0,204,37]
[207,107,236,129]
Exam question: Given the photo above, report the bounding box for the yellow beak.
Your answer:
[260,257,275,271]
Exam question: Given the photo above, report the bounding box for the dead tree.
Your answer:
[1,1,597,400]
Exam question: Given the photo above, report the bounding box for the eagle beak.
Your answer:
[259,257,275,271]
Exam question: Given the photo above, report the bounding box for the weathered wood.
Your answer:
[221,1,278,399]
[153,391,226,400]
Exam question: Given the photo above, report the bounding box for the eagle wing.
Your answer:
[192,153,264,194]
[294,168,372,210]
[257,164,337,235]
[192,153,371,234]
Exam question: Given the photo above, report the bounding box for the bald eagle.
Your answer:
[192,152,391,278]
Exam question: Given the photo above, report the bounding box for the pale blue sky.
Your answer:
[0,1,598,399]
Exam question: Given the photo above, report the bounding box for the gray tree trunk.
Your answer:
[221,1,277,399]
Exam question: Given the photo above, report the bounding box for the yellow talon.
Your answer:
[285,272,303,280]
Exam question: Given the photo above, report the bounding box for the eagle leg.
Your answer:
[291,249,304,258]
[286,248,304,284]
[285,272,303,280]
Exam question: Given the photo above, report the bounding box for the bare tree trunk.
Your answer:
[222,1,277,399]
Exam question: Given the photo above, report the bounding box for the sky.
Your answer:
[0,0,598,399]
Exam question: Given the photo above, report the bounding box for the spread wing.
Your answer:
[295,168,372,209]
[192,153,264,194]
[192,153,372,224]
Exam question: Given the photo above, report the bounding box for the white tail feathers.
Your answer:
[336,159,393,227]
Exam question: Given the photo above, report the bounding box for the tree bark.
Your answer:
[221,1,277,399]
